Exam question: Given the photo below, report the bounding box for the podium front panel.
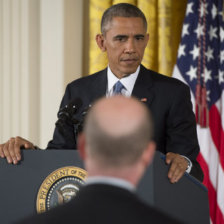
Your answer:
[0,150,209,224]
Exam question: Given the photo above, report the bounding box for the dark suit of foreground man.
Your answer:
[0,3,203,183]
[17,96,181,224]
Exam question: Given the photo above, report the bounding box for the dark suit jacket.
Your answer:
[47,65,203,181]
[17,184,182,224]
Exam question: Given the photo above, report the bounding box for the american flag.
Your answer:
[173,0,224,223]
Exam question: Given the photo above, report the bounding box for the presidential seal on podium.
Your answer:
[36,166,87,213]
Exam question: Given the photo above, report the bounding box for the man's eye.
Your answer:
[136,36,144,40]
[115,37,126,41]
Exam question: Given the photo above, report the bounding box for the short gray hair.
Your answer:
[101,3,147,35]
[83,97,153,167]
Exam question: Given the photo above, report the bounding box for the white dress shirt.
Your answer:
[106,66,140,97]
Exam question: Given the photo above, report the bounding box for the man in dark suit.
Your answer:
[0,3,203,183]
[17,96,181,224]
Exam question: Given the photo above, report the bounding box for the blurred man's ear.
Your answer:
[142,141,156,167]
[95,34,106,52]
[77,133,86,160]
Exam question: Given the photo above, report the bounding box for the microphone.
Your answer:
[55,98,83,143]
[57,98,83,125]
[75,104,91,134]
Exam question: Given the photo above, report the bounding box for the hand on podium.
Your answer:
[166,152,189,184]
[0,136,35,164]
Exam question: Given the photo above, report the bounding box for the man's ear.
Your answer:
[77,133,86,160]
[95,34,106,52]
[142,141,156,167]
[145,33,149,47]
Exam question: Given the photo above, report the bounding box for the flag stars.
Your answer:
[218,10,223,17]
[220,27,224,42]
[206,90,211,102]
[194,24,204,38]
[202,68,212,83]
[182,24,189,37]
[218,70,224,84]
[199,3,207,18]
[186,66,197,81]
[186,2,194,16]
[205,46,214,62]
[220,50,224,64]
[178,44,186,58]
[208,25,218,41]
[190,45,199,60]
[211,4,217,19]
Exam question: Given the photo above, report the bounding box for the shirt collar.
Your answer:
[107,66,140,97]
[85,176,136,192]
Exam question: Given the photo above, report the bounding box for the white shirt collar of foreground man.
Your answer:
[86,176,136,192]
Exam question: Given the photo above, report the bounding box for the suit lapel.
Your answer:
[89,68,107,102]
[132,65,154,106]
[88,66,155,106]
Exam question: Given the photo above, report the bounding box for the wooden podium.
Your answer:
[0,150,209,224]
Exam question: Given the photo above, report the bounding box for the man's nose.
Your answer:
[124,39,135,54]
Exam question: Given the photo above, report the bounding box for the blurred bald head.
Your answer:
[82,96,153,168]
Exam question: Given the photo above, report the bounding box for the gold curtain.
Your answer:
[88,0,187,76]
[89,0,111,74]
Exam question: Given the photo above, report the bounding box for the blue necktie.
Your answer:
[113,81,125,95]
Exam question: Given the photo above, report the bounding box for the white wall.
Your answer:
[0,0,83,148]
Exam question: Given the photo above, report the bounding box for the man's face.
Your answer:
[100,17,149,79]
